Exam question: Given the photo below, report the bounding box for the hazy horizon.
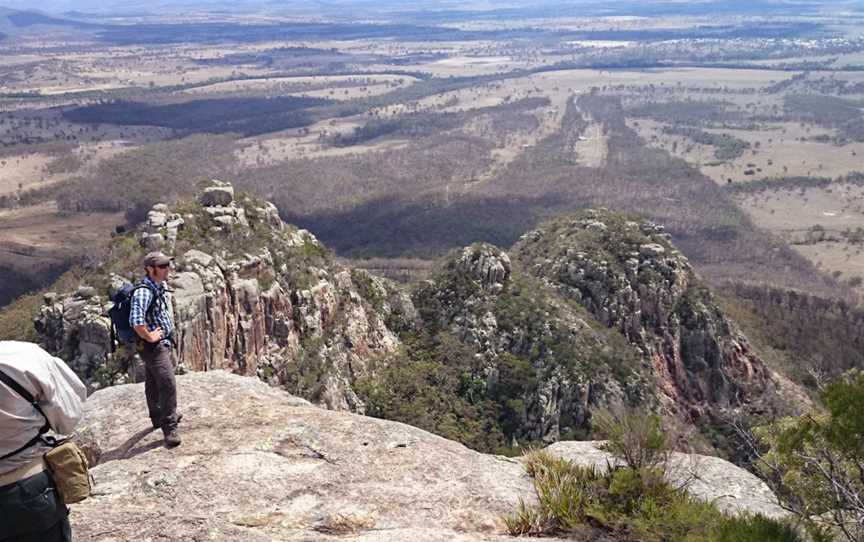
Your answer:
[0,0,856,18]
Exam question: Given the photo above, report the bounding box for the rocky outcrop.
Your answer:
[32,183,783,450]
[35,181,411,412]
[512,210,773,416]
[35,290,113,380]
[70,371,783,541]
[199,179,235,207]
[452,244,512,292]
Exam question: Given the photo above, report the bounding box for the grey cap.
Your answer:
[142,251,173,268]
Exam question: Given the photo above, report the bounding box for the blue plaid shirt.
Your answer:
[128,276,174,340]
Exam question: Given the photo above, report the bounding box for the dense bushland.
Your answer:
[54,134,237,222]
[357,254,645,454]
[726,173,864,195]
[784,94,864,142]
[627,100,738,125]
[718,283,864,388]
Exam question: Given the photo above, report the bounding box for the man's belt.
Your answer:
[0,456,46,488]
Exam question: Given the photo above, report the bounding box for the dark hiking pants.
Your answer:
[0,471,71,542]
[140,339,179,432]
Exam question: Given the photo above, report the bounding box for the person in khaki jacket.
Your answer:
[0,341,86,542]
[130,251,182,448]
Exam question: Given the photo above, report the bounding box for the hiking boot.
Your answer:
[152,412,183,429]
[163,429,182,448]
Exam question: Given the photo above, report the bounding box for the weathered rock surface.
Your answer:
[71,371,783,541]
[198,179,235,207]
[72,371,558,542]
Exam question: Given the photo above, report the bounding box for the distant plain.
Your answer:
[2,1,864,305]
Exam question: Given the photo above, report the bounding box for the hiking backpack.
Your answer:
[108,282,159,347]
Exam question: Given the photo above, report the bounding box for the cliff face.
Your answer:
[35,181,413,412]
[33,182,784,448]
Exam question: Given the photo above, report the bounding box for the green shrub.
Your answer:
[594,408,670,471]
[355,332,508,453]
[713,515,803,542]
[502,498,549,536]
[0,269,82,342]
[751,370,864,541]
[507,449,803,541]
[0,291,42,342]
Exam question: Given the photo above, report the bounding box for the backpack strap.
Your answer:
[133,282,162,325]
[0,368,53,461]
[109,318,117,353]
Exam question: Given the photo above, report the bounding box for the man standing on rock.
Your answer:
[0,341,86,542]
[131,251,182,448]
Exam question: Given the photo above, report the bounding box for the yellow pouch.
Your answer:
[44,441,91,504]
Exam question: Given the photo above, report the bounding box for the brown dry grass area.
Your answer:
[628,118,864,185]
[0,201,121,308]
[0,102,173,195]
[0,138,168,196]
[0,202,123,267]
[737,184,864,234]
[233,67,792,186]
[794,241,864,288]
[236,76,573,178]
[0,153,63,195]
[706,125,864,181]
[234,115,414,166]
[0,46,275,95]
[541,67,791,89]
[736,183,864,292]
[0,199,119,315]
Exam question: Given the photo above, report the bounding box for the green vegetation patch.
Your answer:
[719,283,864,388]
[784,94,864,142]
[627,100,736,126]
[513,209,671,279]
[356,331,510,453]
[506,410,802,542]
[660,126,750,160]
[0,269,85,342]
[753,370,864,541]
[507,450,801,541]
[358,244,648,453]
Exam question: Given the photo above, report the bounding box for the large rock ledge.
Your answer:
[72,371,552,542]
[70,371,783,541]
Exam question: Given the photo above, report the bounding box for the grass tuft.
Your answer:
[507,449,803,541]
